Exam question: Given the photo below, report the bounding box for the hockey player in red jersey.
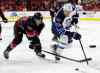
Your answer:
[0,8,8,40]
[3,12,45,59]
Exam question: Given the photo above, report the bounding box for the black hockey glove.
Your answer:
[64,30,73,38]
[71,13,79,25]
[73,32,81,40]
[64,30,81,40]
[3,17,8,23]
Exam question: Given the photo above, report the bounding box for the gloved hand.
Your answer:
[71,13,79,25]
[73,32,81,40]
[3,18,8,23]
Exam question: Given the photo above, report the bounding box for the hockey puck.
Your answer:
[89,45,96,48]
[75,68,79,71]
[83,12,86,15]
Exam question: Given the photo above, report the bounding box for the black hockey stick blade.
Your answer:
[79,58,92,62]
[89,45,96,48]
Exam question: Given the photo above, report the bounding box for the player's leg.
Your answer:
[3,25,23,59]
[51,22,59,41]
[51,22,65,60]
[29,36,45,58]
[0,23,2,40]
[54,35,69,61]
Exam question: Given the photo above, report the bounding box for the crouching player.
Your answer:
[51,0,81,61]
[3,13,45,59]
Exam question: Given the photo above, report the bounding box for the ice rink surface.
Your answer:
[0,17,100,73]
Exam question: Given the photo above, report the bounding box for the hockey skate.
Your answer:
[55,56,60,61]
[3,50,9,59]
[36,52,45,58]
[52,44,61,61]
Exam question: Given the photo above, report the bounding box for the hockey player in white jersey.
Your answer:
[51,0,82,61]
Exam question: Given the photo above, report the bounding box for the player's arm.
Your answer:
[0,9,8,23]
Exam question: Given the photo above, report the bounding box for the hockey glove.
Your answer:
[73,32,81,40]
[3,18,8,23]
[71,13,79,25]
[64,31,73,38]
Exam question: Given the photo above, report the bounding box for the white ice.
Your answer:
[0,17,100,73]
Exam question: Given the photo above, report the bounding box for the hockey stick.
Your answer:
[74,24,90,65]
[42,50,92,63]
[78,39,89,65]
